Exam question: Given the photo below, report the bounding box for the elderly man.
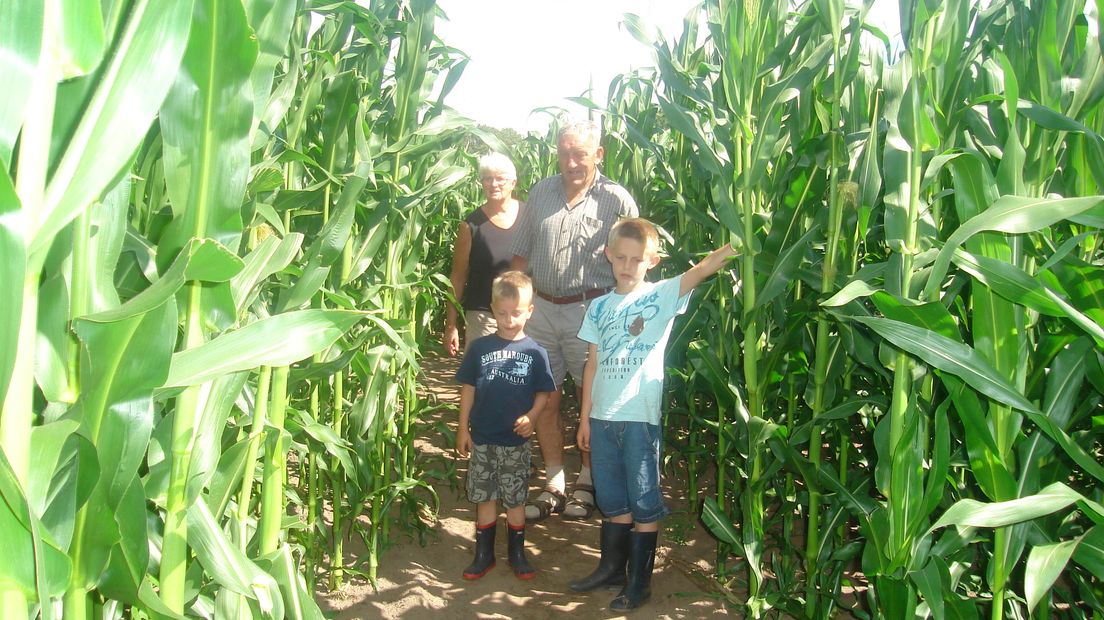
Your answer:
[510,119,639,521]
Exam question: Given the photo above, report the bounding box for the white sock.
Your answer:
[547,465,565,494]
[576,466,592,488]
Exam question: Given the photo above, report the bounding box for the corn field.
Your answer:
[2,0,1103,618]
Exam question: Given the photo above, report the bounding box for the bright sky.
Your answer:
[434,1,901,133]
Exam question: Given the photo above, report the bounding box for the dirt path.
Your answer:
[316,354,734,619]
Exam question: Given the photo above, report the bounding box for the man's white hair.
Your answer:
[557,119,602,146]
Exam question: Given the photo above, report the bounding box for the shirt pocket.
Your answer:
[574,215,604,254]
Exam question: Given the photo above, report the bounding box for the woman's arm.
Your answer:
[443,221,472,356]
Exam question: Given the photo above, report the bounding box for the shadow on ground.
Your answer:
[315,354,734,619]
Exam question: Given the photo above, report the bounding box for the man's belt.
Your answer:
[535,287,610,305]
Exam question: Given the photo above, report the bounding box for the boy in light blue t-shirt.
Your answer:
[572,218,737,611]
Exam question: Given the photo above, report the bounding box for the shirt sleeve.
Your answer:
[618,187,639,219]
[533,347,556,393]
[664,276,691,316]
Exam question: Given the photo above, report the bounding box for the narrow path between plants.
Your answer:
[316,353,733,619]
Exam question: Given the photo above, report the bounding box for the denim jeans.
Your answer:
[589,419,669,523]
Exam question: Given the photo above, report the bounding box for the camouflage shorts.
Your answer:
[466,442,531,508]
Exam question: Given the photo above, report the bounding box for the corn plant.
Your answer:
[597,1,1104,618]
[1,0,471,617]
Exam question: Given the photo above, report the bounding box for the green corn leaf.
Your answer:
[157,0,256,268]
[942,375,1016,502]
[187,498,284,618]
[277,165,369,311]
[872,291,959,340]
[820,396,887,421]
[701,496,742,548]
[204,437,252,519]
[944,596,981,620]
[69,294,176,591]
[952,249,1063,316]
[859,315,1104,483]
[686,341,738,408]
[1025,539,1078,612]
[855,316,1036,413]
[86,178,130,312]
[0,446,71,597]
[949,246,1104,344]
[164,310,366,388]
[923,195,1104,301]
[32,0,194,263]
[137,579,186,620]
[290,409,355,473]
[266,545,325,620]
[0,170,24,412]
[58,0,105,78]
[0,0,42,166]
[757,226,817,309]
[914,398,952,539]
[26,420,81,516]
[993,50,1026,196]
[1072,526,1104,577]
[823,278,881,307]
[1019,338,1092,493]
[35,270,71,402]
[1049,263,1104,333]
[98,477,150,603]
[1017,99,1104,189]
[82,238,242,323]
[1041,287,1104,349]
[909,560,945,620]
[622,13,659,46]
[187,371,250,502]
[244,0,298,145]
[929,482,1081,533]
[232,232,304,311]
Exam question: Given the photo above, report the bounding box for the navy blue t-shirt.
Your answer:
[455,335,556,446]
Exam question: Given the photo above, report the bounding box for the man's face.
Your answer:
[557,132,603,195]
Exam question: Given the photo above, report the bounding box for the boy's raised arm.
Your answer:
[679,243,738,297]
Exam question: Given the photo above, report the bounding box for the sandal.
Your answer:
[525,489,567,523]
[562,484,596,520]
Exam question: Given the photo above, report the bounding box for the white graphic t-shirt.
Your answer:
[578,276,689,425]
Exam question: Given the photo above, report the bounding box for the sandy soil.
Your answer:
[315,354,735,619]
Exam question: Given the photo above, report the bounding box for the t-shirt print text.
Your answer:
[481,349,533,386]
[595,291,661,366]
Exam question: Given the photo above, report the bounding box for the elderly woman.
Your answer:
[443,153,522,356]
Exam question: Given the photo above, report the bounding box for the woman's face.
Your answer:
[481,169,516,201]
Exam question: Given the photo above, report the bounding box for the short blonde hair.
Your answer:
[608,218,660,256]
[491,270,533,303]
[478,152,516,180]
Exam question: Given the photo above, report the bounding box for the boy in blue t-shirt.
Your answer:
[572,218,737,610]
[455,270,556,580]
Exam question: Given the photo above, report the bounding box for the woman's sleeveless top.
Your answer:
[462,206,520,312]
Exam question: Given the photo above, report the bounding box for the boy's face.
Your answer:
[491,291,534,341]
[605,237,660,293]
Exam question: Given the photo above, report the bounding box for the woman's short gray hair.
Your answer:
[557,119,602,146]
[478,152,516,179]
